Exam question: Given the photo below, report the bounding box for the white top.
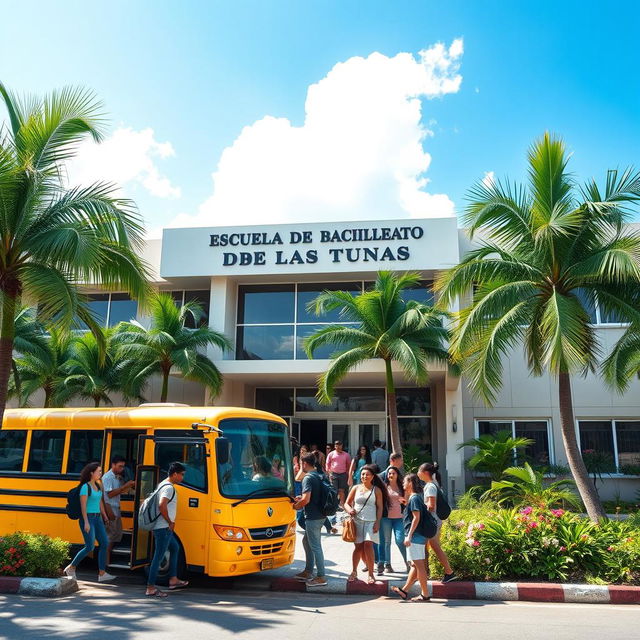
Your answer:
[153,480,177,529]
[102,470,122,516]
[354,486,377,522]
[423,481,440,522]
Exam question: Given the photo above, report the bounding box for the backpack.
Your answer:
[138,482,175,531]
[416,499,438,539]
[66,483,90,520]
[309,471,339,518]
[435,486,452,521]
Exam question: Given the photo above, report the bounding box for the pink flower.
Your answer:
[607,546,615,551]
[505,548,513,554]
[478,523,486,530]
[560,546,567,552]
[519,507,533,516]
[472,540,480,547]
[550,509,565,517]
[527,521,539,530]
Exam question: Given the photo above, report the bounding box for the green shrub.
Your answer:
[430,506,640,584]
[0,532,69,578]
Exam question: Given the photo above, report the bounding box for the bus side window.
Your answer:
[0,430,27,471]
[155,442,207,492]
[67,430,104,474]
[110,432,140,483]
[27,430,66,473]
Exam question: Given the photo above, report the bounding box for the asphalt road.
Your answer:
[0,581,638,640]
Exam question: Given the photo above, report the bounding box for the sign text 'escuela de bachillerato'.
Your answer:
[209,225,424,267]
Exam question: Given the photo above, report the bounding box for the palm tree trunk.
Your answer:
[44,385,52,408]
[160,368,169,403]
[558,371,606,521]
[11,360,21,406]
[384,358,401,454]
[94,397,100,407]
[0,292,17,429]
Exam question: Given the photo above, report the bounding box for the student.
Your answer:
[146,462,190,598]
[379,465,408,574]
[295,448,337,535]
[310,443,326,472]
[391,473,430,602]
[102,454,136,566]
[348,445,371,487]
[418,462,457,583]
[326,441,351,508]
[293,453,329,587]
[371,440,389,471]
[344,464,387,585]
[379,451,405,481]
[64,462,115,583]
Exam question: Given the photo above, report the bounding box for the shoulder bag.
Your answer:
[341,487,374,543]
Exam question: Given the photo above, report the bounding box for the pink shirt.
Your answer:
[386,485,403,519]
[326,450,351,474]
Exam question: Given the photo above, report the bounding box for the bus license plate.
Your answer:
[261,558,274,570]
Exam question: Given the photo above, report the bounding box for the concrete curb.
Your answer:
[230,576,640,604]
[0,576,78,597]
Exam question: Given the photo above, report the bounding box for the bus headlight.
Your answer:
[213,525,249,541]
[287,521,297,536]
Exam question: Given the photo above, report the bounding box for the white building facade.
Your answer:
[84,217,640,500]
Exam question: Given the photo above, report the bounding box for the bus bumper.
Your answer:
[207,535,296,577]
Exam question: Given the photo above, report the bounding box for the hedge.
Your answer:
[0,532,70,578]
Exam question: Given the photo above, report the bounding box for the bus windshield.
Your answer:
[217,418,294,498]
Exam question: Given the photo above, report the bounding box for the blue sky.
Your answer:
[1,0,639,231]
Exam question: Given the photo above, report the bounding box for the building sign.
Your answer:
[160,218,459,277]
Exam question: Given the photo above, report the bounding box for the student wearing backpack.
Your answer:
[63,462,115,583]
[391,473,431,602]
[293,453,329,588]
[145,462,189,598]
[418,462,457,584]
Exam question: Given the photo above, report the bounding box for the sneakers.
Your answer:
[384,564,395,574]
[98,572,116,583]
[442,572,458,583]
[306,577,328,588]
[294,570,313,582]
[376,563,384,576]
[63,565,76,578]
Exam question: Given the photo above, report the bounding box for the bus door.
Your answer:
[131,433,210,571]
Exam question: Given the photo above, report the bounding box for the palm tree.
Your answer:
[10,306,49,402]
[65,329,133,407]
[436,132,640,521]
[16,329,75,407]
[114,293,232,402]
[458,430,534,481]
[304,271,450,454]
[0,82,149,427]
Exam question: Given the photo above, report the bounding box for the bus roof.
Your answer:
[1,406,287,430]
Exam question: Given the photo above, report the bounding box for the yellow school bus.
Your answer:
[0,405,296,580]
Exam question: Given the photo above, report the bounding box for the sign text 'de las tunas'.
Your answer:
[209,225,424,267]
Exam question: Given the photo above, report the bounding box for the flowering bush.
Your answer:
[431,505,640,584]
[0,532,69,578]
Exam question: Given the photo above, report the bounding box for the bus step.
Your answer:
[107,563,131,570]
[111,547,130,556]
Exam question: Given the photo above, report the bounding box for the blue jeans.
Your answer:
[378,517,407,565]
[302,518,325,577]
[70,513,108,571]
[148,527,179,586]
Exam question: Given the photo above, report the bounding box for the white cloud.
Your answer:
[482,171,495,187]
[169,38,464,229]
[66,127,181,199]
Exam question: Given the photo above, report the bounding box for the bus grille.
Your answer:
[249,525,288,540]
[250,543,284,556]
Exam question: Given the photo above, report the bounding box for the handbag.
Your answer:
[341,487,374,543]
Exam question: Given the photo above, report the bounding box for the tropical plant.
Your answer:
[114,293,232,402]
[458,430,534,481]
[65,328,135,407]
[304,271,450,453]
[483,462,582,509]
[436,132,640,521]
[0,82,149,427]
[14,329,75,407]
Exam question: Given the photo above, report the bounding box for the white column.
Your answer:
[444,378,464,500]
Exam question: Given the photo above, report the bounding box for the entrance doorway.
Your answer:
[299,420,328,449]
[327,421,383,457]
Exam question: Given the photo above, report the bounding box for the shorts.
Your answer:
[355,518,379,544]
[330,472,348,493]
[407,542,426,562]
[105,516,123,544]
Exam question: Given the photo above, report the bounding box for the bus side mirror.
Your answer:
[216,437,230,465]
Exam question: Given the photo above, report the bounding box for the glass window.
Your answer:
[515,421,550,466]
[578,421,617,473]
[400,281,434,306]
[599,303,623,324]
[297,282,361,323]
[155,441,207,492]
[75,294,109,329]
[330,423,351,453]
[184,290,210,328]
[110,432,142,483]
[396,388,431,416]
[574,288,598,324]
[0,430,27,471]
[108,293,138,327]
[255,388,294,416]
[295,388,385,412]
[477,421,513,437]
[399,417,431,455]
[236,325,295,360]
[170,290,184,307]
[216,418,293,498]
[238,284,295,324]
[27,430,66,473]
[296,324,349,360]
[615,421,640,472]
[67,431,104,474]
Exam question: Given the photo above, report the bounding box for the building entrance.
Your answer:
[299,420,327,449]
